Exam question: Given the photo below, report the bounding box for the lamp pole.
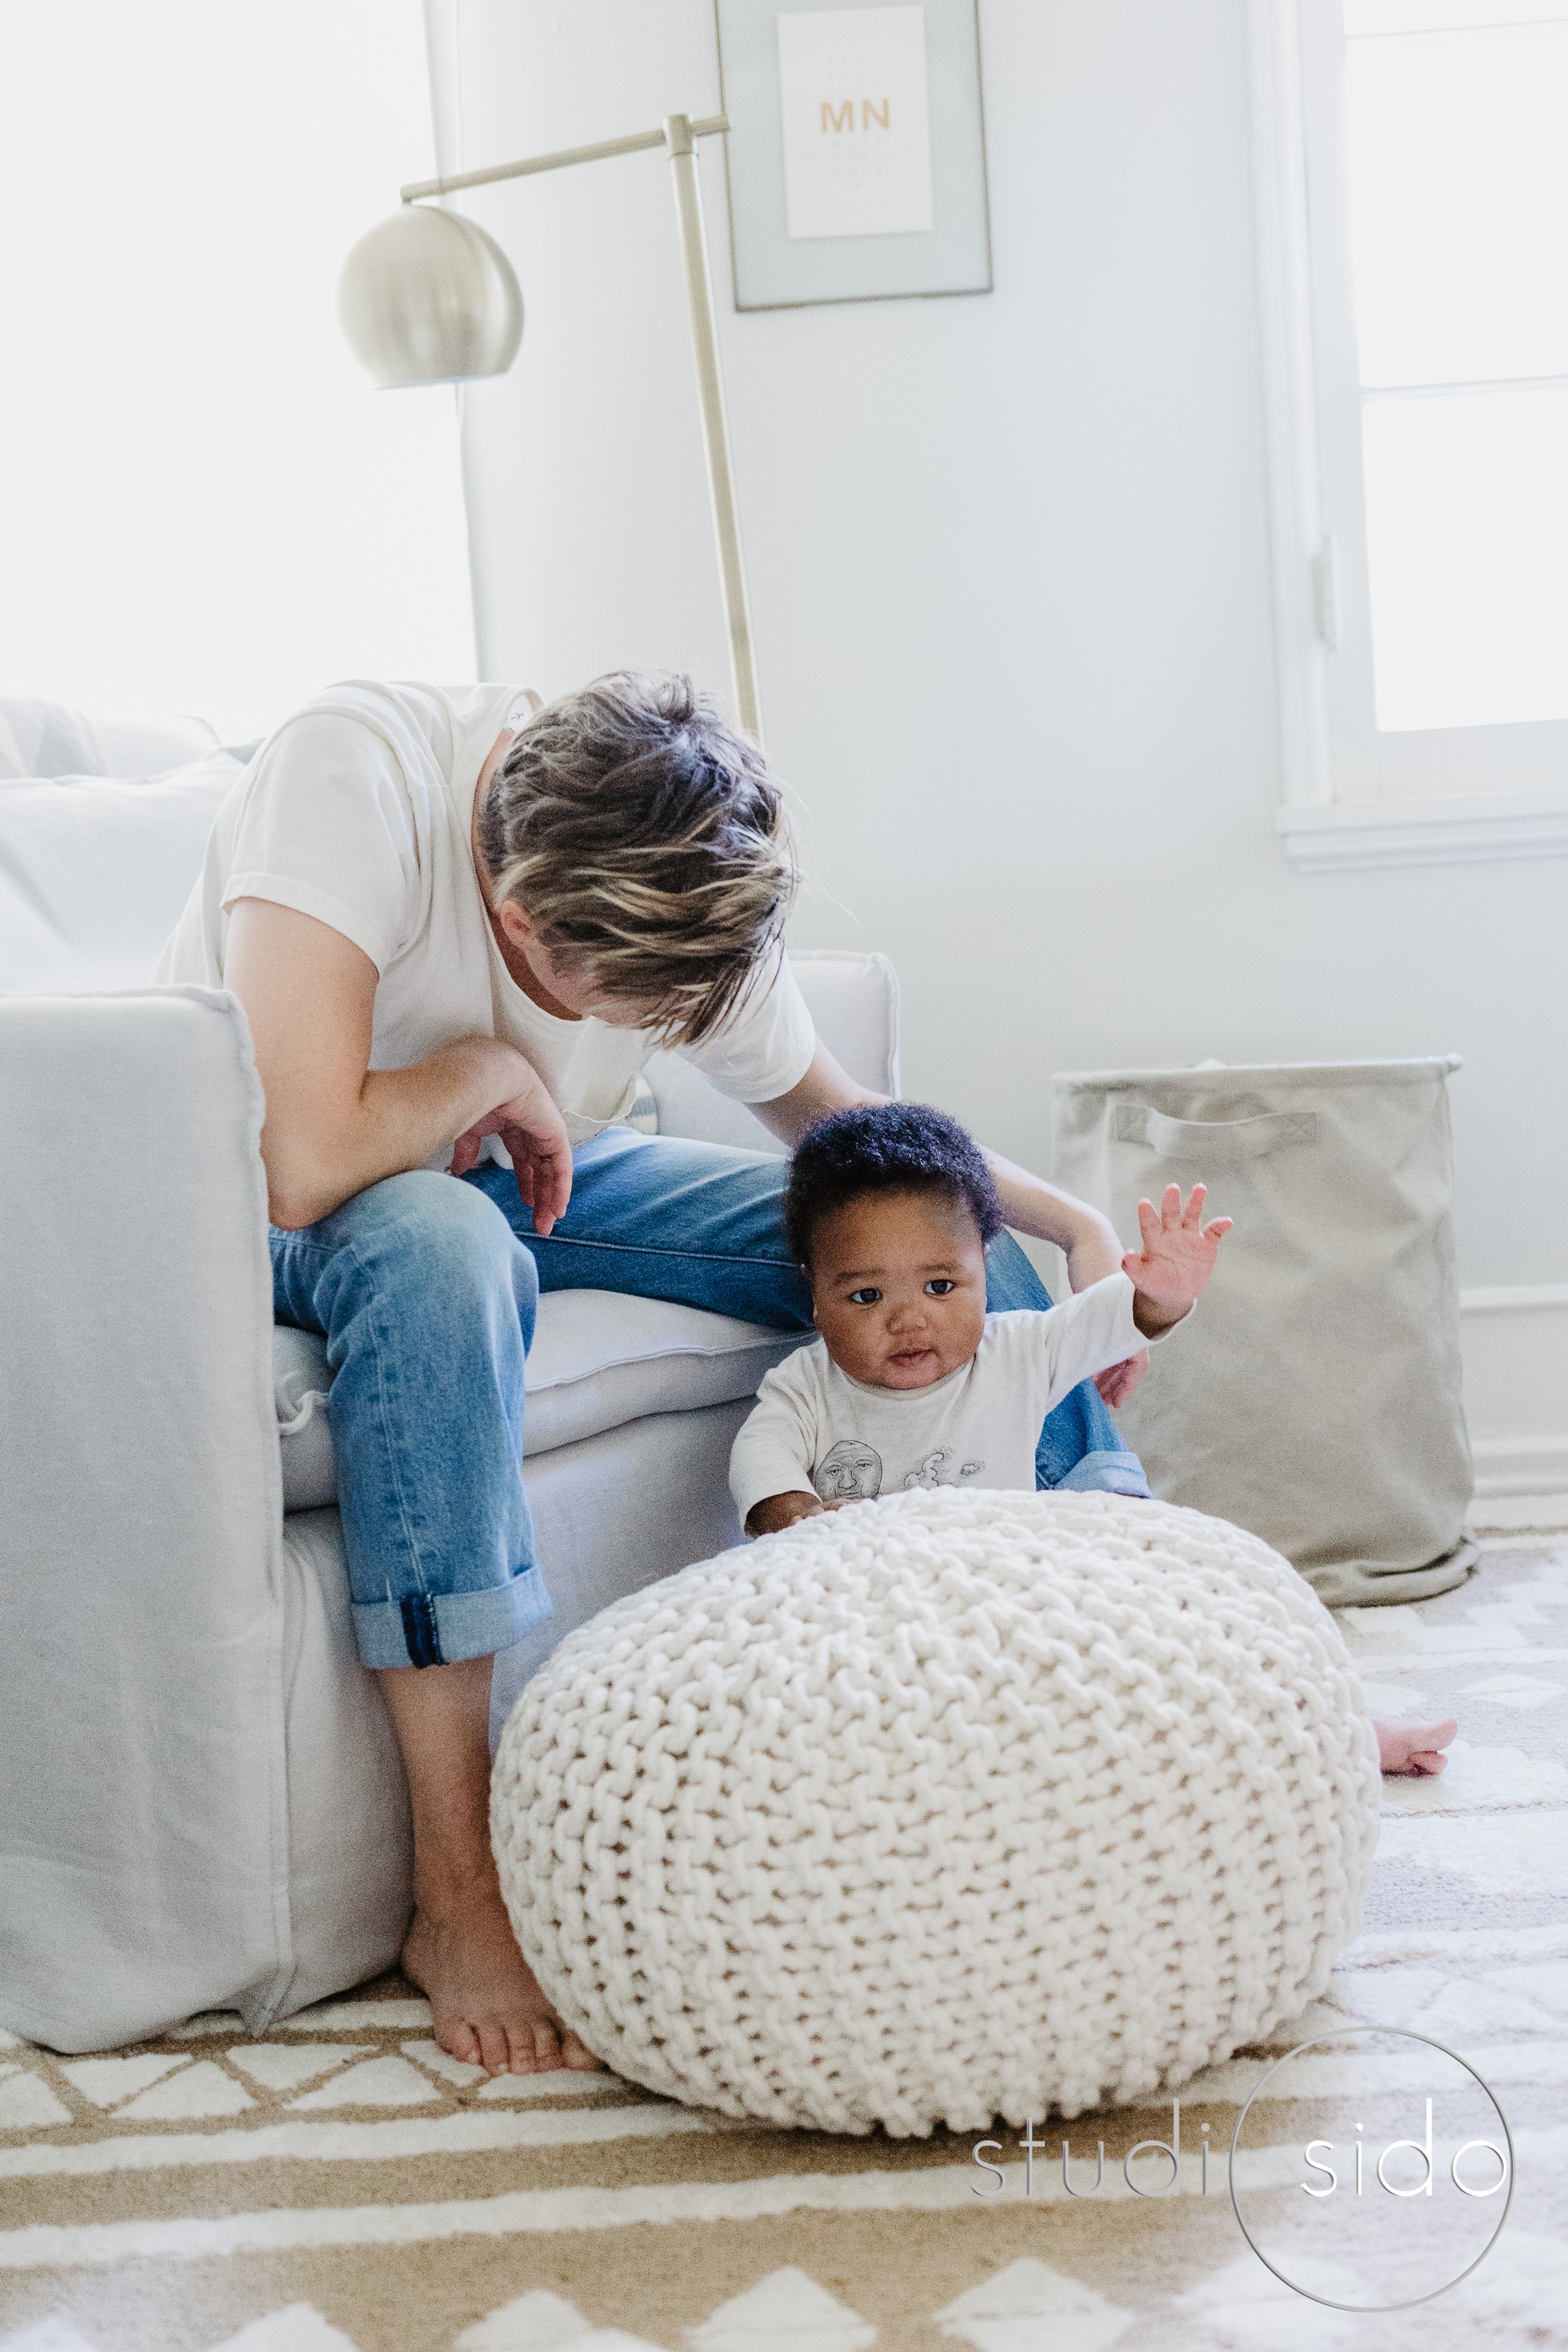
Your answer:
[662,116,761,745]
[397,113,763,746]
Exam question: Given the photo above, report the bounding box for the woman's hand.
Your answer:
[449,1069,573,1236]
[1093,1354,1148,1408]
[227,900,575,1232]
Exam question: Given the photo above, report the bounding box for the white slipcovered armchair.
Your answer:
[0,704,899,2052]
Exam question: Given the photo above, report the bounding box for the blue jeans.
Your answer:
[270,1129,1148,1669]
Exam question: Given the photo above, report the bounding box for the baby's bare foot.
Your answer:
[402,1886,601,2075]
[1375,1717,1459,1777]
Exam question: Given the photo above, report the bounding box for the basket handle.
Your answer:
[1113,1103,1319,1161]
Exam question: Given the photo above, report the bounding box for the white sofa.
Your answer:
[0,704,899,2053]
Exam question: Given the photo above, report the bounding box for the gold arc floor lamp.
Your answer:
[338,112,763,746]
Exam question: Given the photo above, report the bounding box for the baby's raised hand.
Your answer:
[1122,1184,1231,1332]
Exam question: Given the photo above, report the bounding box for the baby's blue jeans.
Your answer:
[270,1128,1150,1669]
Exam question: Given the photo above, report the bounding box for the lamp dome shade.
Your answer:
[338,205,523,387]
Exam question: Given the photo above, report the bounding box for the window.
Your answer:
[0,1,474,743]
[1250,0,1568,867]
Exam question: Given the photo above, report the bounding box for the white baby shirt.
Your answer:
[157,679,817,1161]
[730,1273,1166,1521]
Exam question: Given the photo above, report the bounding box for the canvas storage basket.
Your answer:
[1052,1058,1475,1605]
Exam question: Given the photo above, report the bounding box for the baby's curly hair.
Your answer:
[784,1102,1004,1267]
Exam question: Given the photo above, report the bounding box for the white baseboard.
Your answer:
[1460,1283,1568,1503]
[1470,1491,1568,1534]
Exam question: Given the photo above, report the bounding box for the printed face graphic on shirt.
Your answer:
[900,1447,986,1491]
[814,1438,884,1501]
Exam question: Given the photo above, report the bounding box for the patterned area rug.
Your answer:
[2,1536,1566,2352]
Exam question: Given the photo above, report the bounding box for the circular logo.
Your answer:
[1228,2027,1513,2311]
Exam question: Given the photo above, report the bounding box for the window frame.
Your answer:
[1248,0,1568,871]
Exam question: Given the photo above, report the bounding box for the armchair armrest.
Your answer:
[0,987,289,2047]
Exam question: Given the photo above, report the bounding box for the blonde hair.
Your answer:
[477,672,797,1049]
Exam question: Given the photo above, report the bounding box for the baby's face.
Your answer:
[808,1190,988,1390]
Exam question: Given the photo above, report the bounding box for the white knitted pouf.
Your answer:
[492,1488,1380,2135]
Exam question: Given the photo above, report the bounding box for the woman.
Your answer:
[160,671,1149,2076]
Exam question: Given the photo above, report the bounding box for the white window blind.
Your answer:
[0,0,475,744]
[1251,0,1568,867]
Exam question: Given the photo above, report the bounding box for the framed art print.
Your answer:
[714,0,991,311]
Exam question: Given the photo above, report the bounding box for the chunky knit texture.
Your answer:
[492,1488,1380,2135]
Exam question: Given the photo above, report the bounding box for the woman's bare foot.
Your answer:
[374,1653,601,2077]
[1375,1717,1459,1777]
[402,1883,599,2075]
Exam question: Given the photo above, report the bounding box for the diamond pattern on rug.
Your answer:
[1490,1958,1568,2016]
[936,2257,1135,2350]
[688,2267,874,2351]
[57,2056,188,2109]
[113,2061,255,2122]
[1462,1673,1566,1711]
[0,2073,70,2132]
[400,2041,488,2090]
[452,2289,665,2350]
[1168,2249,1360,2350]
[210,2310,362,2351]
[227,2045,374,2094]
[286,2056,440,2110]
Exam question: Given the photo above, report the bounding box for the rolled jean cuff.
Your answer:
[350,1567,554,1670]
[1050,1449,1152,1499]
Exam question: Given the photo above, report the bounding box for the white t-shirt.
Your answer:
[729,1274,1171,1522]
[157,681,817,1161]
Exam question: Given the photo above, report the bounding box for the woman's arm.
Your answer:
[224,897,572,1232]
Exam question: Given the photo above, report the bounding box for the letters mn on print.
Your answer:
[777,5,936,240]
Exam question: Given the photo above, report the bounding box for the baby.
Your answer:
[731,1102,1456,1779]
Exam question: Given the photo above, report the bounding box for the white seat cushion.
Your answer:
[275,1289,802,1513]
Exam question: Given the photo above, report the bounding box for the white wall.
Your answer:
[2,0,473,741]
[428,0,1568,1333]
